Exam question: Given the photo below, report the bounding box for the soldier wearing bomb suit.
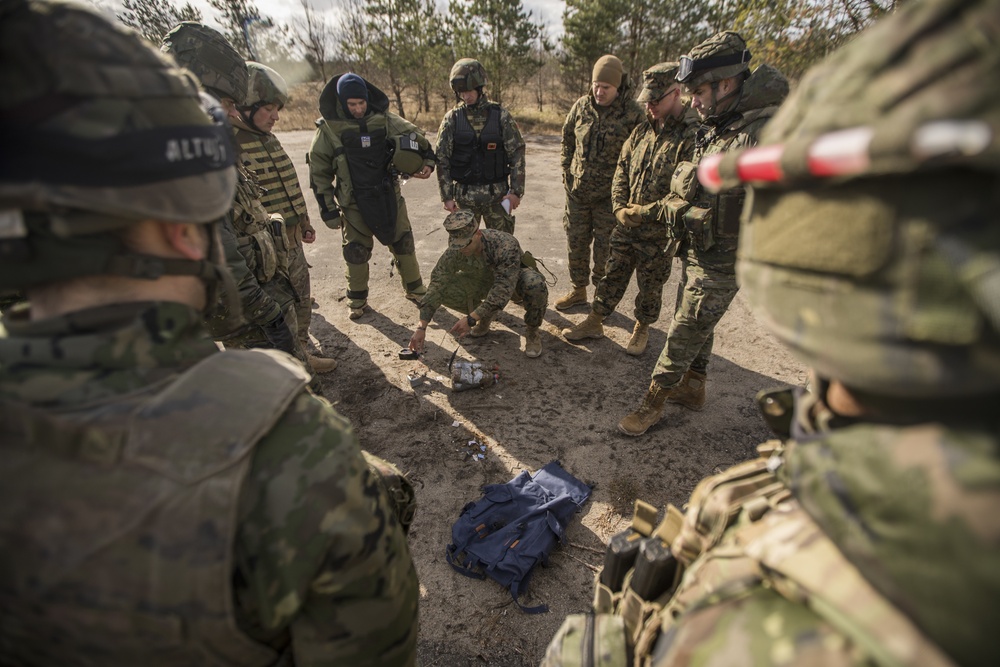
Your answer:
[0,3,418,664]
[232,62,336,372]
[308,73,434,320]
[619,32,789,435]
[436,59,526,235]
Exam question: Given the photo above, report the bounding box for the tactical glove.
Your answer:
[320,205,342,230]
[262,312,296,355]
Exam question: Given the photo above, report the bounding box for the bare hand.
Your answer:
[449,318,471,339]
[503,193,521,212]
[409,328,426,352]
[413,165,433,179]
[444,199,458,213]
[302,227,316,243]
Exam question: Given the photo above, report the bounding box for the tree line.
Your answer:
[116,0,903,120]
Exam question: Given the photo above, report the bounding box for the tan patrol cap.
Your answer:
[637,62,680,103]
[444,210,478,250]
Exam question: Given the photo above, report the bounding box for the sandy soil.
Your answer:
[278,129,808,666]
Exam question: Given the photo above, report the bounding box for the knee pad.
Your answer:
[343,242,372,265]
[390,231,415,256]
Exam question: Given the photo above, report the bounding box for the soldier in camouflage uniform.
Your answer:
[408,210,548,358]
[161,23,314,371]
[0,3,418,664]
[233,62,337,373]
[563,63,695,356]
[556,54,644,311]
[543,1,1000,664]
[619,33,789,435]
[309,72,434,320]
[436,59,526,235]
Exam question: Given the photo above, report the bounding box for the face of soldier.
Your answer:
[458,89,480,106]
[252,103,280,133]
[458,231,482,256]
[346,98,368,119]
[690,77,737,119]
[645,86,681,121]
[219,97,241,121]
[592,81,619,107]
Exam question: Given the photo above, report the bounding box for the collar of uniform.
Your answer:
[0,301,217,405]
[232,114,266,137]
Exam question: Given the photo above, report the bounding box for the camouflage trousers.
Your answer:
[651,243,739,387]
[513,266,549,327]
[363,450,416,535]
[287,223,313,346]
[454,181,515,235]
[591,227,674,324]
[563,193,615,288]
[218,276,310,366]
[341,199,424,309]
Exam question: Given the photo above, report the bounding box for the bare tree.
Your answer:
[293,0,333,82]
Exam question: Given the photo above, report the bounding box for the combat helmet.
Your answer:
[702,0,1000,400]
[450,58,488,93]
[0,0,237,295]
[162,22,249,105]
[677,31,751,87]
[238,61,288,131]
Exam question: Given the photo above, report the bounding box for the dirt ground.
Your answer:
[278,130,808,666]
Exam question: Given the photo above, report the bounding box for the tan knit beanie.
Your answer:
[592,55,623,87]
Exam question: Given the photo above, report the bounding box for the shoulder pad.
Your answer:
[125,349,310,484]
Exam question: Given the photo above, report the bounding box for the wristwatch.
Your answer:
[467,314,477,327]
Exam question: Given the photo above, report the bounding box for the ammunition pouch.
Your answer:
[683,205,714,251]
[670,161,700,202]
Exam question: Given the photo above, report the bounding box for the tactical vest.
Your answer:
[0,350,310,667]
[231,158,290,283]
[339,118,398,245]
[549,440,957,667]
[666,108,775,252]
[236,129,309,227]
[450,106,509,186]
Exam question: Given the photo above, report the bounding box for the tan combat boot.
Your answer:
[626,322,649,356]
[554,286,587,311]
[562,311,605,341]
[523,326,542,358]
[348,301,367,320]
[307,354,338,373]
[470,315,493,337]
[666,369,706,411]
[618,381,670,436]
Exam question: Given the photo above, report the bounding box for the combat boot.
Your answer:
[554,286,587,311]
[524,326,542,358]
[562,311,604,341]
[470,315,493,337]
[666,369,706,411]
[618,380,670,436]
[348,304,366,320]
[307,354,338,373]
[404,284,426,303]
[626,322,649,356]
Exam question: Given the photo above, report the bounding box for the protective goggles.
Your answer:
[677,50,752,83]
